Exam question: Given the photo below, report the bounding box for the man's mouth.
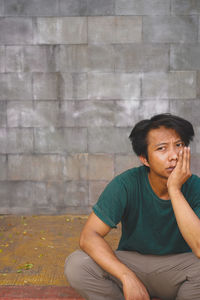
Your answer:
[166,167,175,172]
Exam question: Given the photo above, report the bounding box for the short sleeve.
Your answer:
[186,175,200,218]
[93,176,128,228]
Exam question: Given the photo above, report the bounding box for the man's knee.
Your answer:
[64,250,88,287]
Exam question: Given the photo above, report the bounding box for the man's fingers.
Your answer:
[186,147,192,177]
[182,147,187,171]
[187,147,191,172]
[181,147,191,179]
[177,148,183,169]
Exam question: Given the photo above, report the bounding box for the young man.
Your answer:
[65,114,200,300]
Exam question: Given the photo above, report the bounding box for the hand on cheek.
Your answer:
[167,147,191,191]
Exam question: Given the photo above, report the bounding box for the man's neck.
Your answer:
[148,172,169,200]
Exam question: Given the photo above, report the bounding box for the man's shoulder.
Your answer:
[186,173,200,186]
[97,165,146,200]
[115,165,146,185]
[115,166,146,180]
[183,173,200,198]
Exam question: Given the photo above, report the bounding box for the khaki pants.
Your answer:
[65,250,200,300]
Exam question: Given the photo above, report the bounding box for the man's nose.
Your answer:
[168,148,178,161]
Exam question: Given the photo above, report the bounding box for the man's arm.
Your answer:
[168,147,200,258]
[80,212,150,300]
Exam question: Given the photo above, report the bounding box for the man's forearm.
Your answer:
[80,230,135,282]
[169,187,200,258]
[80,230,150,299]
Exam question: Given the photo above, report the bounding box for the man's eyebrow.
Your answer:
[154,139,183,147]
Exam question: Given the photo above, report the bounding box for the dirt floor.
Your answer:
[0,215,120,287]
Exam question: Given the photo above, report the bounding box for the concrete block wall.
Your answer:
[0,0,200,214]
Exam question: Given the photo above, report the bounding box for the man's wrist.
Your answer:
[119,268,137,284]
[168,186,182,198]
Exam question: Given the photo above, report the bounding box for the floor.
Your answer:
[0,215,120,287]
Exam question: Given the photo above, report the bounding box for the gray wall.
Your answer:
[0,0,200,214]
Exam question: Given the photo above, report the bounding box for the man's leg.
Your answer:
[175,253,200,300]
[116,251,200,300]
[65,250,200,300]
[64,250,124,300]
[65,250,162,300]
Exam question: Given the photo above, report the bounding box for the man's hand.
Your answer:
[167,146,191,192]
[121,272,150,300]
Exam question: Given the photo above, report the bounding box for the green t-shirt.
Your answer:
[93,166,200,255]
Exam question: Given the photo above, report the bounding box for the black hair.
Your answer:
[129,113,194,160]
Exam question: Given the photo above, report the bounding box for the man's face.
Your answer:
[140,126,185,180]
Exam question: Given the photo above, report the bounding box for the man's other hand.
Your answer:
[122,272,150,300]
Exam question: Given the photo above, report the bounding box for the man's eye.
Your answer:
[176,143,183,147]
[157,147,165,151]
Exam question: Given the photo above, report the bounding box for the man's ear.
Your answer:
[139,156,150,167]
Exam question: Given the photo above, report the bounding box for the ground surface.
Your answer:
[0,215,120,287]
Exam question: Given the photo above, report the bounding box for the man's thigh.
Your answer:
[114,251,200,300]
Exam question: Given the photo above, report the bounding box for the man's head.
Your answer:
[129,113,194,162]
